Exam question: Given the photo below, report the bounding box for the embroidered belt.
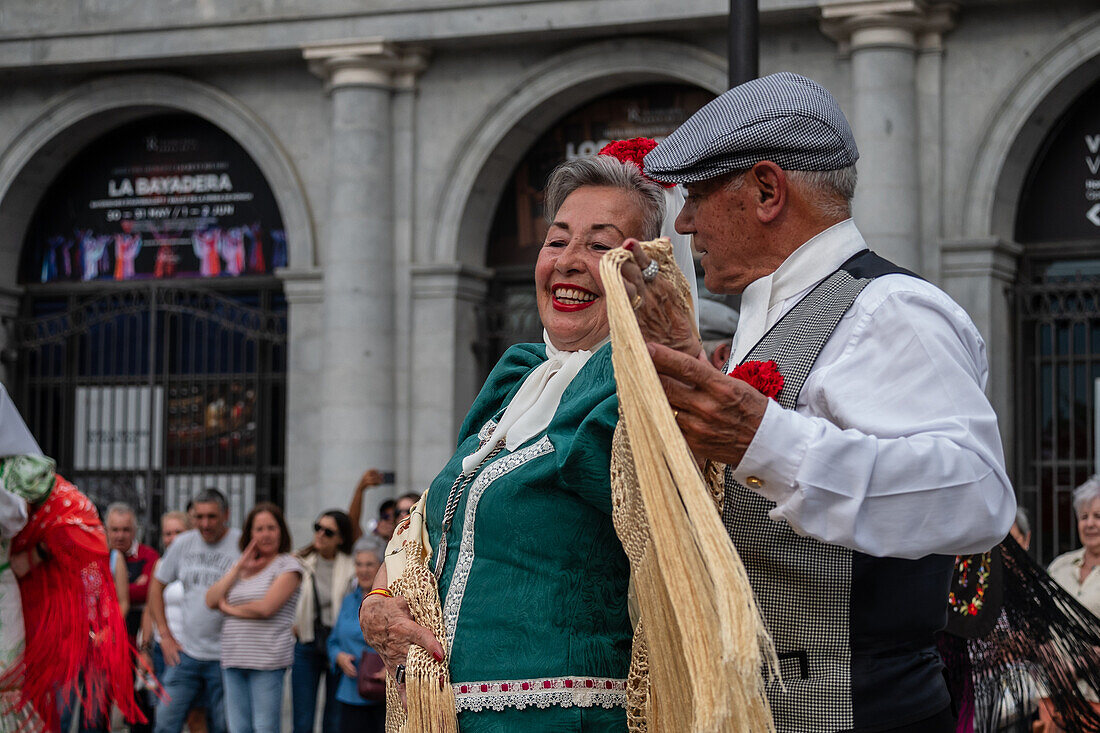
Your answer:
[452,675,627,713]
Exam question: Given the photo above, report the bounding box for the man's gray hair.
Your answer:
[106,501,136,523]
[724,164,857,220]
[193,487,228,514]
[1073,476,1100,516]
[1013,507,1031,538]
[787,166,857,219]
[543,156,666,241]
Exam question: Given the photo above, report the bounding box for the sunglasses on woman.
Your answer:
[313,523,337,538]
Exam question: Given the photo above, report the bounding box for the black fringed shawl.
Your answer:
[940,539,1100,732]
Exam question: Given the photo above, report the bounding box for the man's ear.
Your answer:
[749,161,787,224]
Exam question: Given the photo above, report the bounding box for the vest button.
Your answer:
[745,475,764,488]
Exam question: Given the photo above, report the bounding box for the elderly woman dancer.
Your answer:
[362,149,695,731]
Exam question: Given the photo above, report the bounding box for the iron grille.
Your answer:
[8,284,286,541]
[1015,266,1100,564]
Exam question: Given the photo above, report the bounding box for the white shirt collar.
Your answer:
[729,219,866,367]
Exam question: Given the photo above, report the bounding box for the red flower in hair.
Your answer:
[598,138,675,188]
[729,360,784,400]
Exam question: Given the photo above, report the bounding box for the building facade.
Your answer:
[0,0,1097,561]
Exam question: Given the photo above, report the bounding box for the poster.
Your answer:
[23,113,287,284]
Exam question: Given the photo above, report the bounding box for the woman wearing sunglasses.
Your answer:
[290,509,355,733]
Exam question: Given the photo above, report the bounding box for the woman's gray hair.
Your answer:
[1073,476,1100,516]
[543,156,666,241]
[353,538,385,564]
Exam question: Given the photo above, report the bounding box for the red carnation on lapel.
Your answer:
[598,138,675,188]
[729,360,784,400]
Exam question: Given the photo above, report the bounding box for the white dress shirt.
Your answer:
[728,219,1016,559]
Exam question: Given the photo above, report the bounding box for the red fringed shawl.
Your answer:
[0,476,143,730]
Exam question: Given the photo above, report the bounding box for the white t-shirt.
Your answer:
[154,528,241,661]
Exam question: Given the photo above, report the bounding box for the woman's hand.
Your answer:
[359,593,445,683]
[237,537,263,573]
[336,651,358,678]
[619,240,703,359]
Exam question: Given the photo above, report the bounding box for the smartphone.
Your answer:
[381,471,396,484]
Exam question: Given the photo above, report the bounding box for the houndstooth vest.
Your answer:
[723,250,954,733]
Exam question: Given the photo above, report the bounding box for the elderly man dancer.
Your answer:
[148,489,240,733]
[628,73,1015,732]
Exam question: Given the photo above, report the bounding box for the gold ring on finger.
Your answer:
[631,294,643,309]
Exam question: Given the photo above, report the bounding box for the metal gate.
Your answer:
[7,284,286,536]
[1015,259,1100,564]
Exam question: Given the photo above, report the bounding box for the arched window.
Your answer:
[11,113,288,532]
[1014,78,1100,562]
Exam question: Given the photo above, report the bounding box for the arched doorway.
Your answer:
[10,112,289,531]
[476,83,715,376]
[1014,78,1100,563]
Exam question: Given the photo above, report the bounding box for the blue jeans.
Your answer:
[221,667,286,733]
[291,641,342,733]
[154,652,227,733]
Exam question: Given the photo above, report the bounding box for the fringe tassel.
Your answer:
[601,243,777,733]
[385,529,459,733]
[403,646,459,733]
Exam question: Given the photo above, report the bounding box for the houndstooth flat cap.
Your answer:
[644,72,858,183]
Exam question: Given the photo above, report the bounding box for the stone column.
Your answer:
[304,42,426,507]
[391,51,428,494]
[822,0,955,274]
[277,267,324,544]
[408,264,491,491]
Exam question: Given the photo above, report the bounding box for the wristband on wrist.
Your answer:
[367,588,393,598]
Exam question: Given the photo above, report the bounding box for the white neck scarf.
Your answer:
[461,330,607,473]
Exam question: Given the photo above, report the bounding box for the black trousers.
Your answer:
[846,705,955,733]
[338,701,385,733]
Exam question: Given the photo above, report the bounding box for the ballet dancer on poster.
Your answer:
[245,223,266,274]
[113,223,143,281]
[151,228,178,279]
[78,230,111,282]
[192,229,221,277]
[219,227,245,277]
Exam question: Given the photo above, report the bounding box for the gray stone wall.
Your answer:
[0,0,1097,542]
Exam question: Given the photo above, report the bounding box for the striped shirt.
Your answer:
[221,553,302,670]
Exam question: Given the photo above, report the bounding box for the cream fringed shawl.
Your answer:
[383,492,458,733]
[601,239,777,732]
[382,239,775,732]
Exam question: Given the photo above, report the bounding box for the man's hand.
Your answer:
[619,240,703,359]
[336,651,357,678]
[161,633,182,667]
[359,593,444,680]
[648,342,769,466]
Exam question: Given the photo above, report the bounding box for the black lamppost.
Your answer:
[729,0,759,87]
